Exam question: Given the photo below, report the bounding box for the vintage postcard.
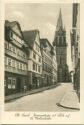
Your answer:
[0,0,84,124]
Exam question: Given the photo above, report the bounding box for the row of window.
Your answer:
[57,56,66,65]
[33,52,41,63]
[10,31,24,45]
[5,77,16,89]
[53,76,57,81]
[55,36,66,45]
[5,42,26,59]
[53,64,57,70]
[56,47,66,55]
[44,48,52,57]
[43,55,52,66]
[35,42,40,52]
[53,68,57,73]
[33,61,41,73]
[43,63,52,73]
[5,56,27,70]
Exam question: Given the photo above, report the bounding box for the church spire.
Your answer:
[56,9,63,31]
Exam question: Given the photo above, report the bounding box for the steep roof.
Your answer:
[40,38,55,55]
[40,38,52,48]
[56,9,64,31]
[23,30,39,49]
[5,20,20,28]
[5,20,24,39]
[5,20,10,27]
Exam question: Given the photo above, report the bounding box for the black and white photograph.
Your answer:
[4,3,80,112]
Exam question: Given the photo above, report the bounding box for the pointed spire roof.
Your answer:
[56,9,63,31]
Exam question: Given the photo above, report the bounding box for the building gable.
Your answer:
[35,31,40,45]
[23,30,39,49]
[10,22,23,39]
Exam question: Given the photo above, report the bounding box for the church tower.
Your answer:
[53,9,69,82]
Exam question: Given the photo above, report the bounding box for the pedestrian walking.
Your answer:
[24,85,27,93]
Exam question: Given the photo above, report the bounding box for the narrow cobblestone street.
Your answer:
[5,83,78,112]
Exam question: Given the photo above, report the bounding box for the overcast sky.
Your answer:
[5,3,73,70]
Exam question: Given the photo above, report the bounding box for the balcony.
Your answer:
[5,65,27,75]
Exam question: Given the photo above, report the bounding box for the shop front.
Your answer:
[32,72,42,89]
[42,71,53,87]
[5,72,27,95]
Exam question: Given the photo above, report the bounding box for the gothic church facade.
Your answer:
[53,9,69,83]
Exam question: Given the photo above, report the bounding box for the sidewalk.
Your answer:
[5,84,60,102]
[59,89,80,110]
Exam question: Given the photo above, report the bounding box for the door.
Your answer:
[17,77,22,92]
